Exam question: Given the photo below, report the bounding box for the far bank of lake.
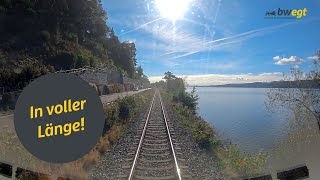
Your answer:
[190,87,320,179]
[189,87,290,153]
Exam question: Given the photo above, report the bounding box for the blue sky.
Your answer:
[102,0,320,85]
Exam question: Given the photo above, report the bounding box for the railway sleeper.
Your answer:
[136,165,173,171]
[147,124,166,127]
[144,134,168,139]
[140,152,171,156]
[144,139,167,143]
[142,147,170,151]
[143,142,169,146]
[145,132,167,136]
[146,130,167,133]
[117,174,128,179]
[139,158,172,163]
[135,175,176,180]
[148,124,165,126]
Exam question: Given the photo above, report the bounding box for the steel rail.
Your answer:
[159,92,182,180]
[128,91,156,180]
[127,90,182,180]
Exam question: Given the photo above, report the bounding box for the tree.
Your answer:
[162,72,184,93]
[0,0,147,90]
[173,87,199,114]
[267,51,320,130]
[136,66,143,77]
[163,71,176,80]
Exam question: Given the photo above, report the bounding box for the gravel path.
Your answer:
[89,90,224,180]
[100,88,151,104]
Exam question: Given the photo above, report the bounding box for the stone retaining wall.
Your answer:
[0,67,150,107]
[72,67,149,92]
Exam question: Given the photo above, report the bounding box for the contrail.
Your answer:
[169,40,240,59]
[166,20,303,59]
[122,17,164,35]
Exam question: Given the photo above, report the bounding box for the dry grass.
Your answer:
[0,123,120,179]
[0,89,153,179]
[108,124,122,145]
[82,149,100,170]
[97,135,110,153]
[16,169,52,180]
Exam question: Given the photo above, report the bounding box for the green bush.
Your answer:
[169,91,268,177]
[48,45,96,69]
[95,43,105,55]
[225,144,268,176]
[67,33,79,44]
[194,120,218,148]
[74,48,95,68]
[173,89,198,114]
[118,96,136,120]
[75,54,90,67]
[46,52,75,70]
[89,58,98,67]
[0,63,50,91]
[102,90,152,135]
[39,30,50,41]
[166,77,185,93]
[174,103,220,150]
[103,102,119,134]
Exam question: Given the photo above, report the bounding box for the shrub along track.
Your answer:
[89,89,223,180]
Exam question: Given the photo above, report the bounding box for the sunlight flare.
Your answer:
[155,0,192,23]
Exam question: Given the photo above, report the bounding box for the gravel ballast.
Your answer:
[89,91,224,180]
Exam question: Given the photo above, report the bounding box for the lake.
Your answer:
[189,87,320,179]
[189,87,290,153]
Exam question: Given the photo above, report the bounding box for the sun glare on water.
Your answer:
[155,0,192,23]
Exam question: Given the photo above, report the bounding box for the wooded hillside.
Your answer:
[0,0,146,91]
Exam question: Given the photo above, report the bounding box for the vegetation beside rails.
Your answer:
[172,101,268,177]
[0,89,153,179]
[154,72,268,178]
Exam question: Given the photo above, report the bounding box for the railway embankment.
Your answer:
[89,89,224,180]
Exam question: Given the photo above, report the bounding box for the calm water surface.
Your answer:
[190,87,290,153]
[189,87,320,179]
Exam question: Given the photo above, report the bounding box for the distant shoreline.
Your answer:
[187,80,320,89]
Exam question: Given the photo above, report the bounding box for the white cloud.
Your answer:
[149,72,283,85]
[273,56,281,61]
[274,56,304,65]
[259,72,282,76]
[149,76,164,83]
[308,56,319,61]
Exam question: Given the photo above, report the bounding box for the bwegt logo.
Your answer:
[265,8,307,19]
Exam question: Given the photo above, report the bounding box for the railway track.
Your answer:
[119,90,191,180]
